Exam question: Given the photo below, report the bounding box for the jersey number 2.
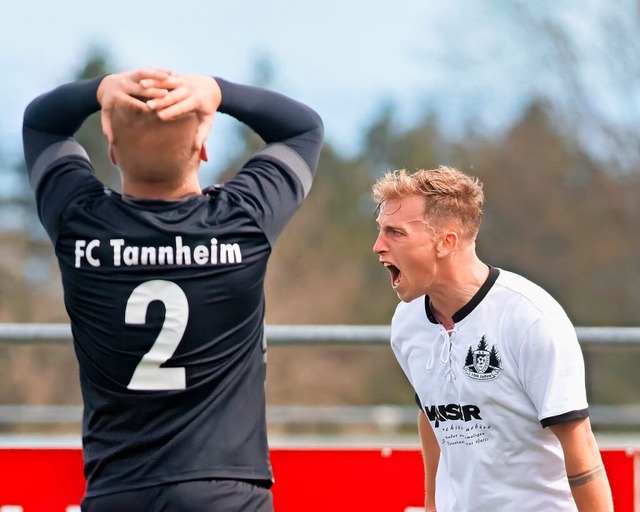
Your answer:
[125,280,189,391]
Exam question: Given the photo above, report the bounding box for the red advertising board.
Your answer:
[0,447,636,511]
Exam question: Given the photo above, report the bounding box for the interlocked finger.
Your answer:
[148,87,194,118]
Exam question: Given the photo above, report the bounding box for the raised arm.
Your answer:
[142,73,324,243]
[216,78,323,171]
[146,75,324,177]
[22,69,172,186]
[550,418,613,511]
[22,76,103,177]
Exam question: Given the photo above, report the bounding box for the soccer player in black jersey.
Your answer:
[22,68,323,511]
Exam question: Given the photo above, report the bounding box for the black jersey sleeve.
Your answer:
[23,76,102,180]
[22,77,104,241]
[214,79,324,245]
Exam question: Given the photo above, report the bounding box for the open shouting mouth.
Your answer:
[384,262,402,289]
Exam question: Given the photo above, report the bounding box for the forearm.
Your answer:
[570,471,613,512]
[22,76,103,170]
[419,412,439,511]
[550,419,613,512]
[423,448,438,511]
[24,77,103,135]
[216,78,323,170]
[567,434,613,511]
[424,476,437,512]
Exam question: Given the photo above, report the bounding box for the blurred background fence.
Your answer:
[1,324,639,440]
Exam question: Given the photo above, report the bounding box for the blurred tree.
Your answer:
[0,132,62,322]
[466,100,640,326]
[508,0,640,174]
[458,99,640,407]
[265,143,383,324]
[416,2,639,174]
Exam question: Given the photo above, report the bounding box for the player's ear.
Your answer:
[109,144,117,165]
[199,144,209,163]
[436,232,458,258]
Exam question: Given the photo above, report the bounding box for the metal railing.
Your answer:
[2,323,640,348]
[1,324,640,430]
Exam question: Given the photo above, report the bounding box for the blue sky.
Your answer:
[1,1,637,176]
[0,0,439,171]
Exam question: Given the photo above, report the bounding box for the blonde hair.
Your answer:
[110,103,200,184]
[372,166,485,241]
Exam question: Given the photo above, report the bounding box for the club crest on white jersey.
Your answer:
[463,334,503,381]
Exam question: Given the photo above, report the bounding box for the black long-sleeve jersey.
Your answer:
[22,76,323,498]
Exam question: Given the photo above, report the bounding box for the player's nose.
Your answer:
[373,232,387,255]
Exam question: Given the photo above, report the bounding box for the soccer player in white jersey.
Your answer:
[372,166,613,511]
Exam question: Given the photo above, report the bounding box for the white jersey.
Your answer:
[391,267,588,512]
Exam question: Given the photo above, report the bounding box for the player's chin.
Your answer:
[394,284,419,303]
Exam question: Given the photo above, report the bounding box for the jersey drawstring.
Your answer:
[426,327,458,381]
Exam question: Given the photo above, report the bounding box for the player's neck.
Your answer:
[121,176,202,200]
[431,306,455,332]
[429,255,489,323]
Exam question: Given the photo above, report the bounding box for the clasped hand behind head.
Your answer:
[98,69,219,142]
[97,69,222,193]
